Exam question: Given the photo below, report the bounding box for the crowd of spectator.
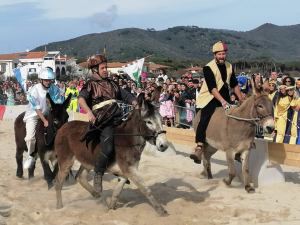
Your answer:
[3,69,300,143]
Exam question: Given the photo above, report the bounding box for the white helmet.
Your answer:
[39,68,55,80]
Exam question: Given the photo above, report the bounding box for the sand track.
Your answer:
[1,120,300,225]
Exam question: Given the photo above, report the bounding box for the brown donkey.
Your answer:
[193,78,275,192]
[54,93,169,216]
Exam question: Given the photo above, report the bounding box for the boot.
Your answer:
[93,172,103,193]
[93,152,109,193]
[190,145,203,164]
[24,140,36,169]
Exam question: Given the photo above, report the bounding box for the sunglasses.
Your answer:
[269,85,275,87]
[287,89,294,91]
[286,80,291,82]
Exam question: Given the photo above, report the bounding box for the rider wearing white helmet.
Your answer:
[23,68,62,169]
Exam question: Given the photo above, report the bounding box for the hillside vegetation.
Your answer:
[32,23,300,62]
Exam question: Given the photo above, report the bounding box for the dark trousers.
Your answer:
[195,98,222,143]
[94,125,115,175]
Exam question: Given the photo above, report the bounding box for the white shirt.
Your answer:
[23,83,61,122]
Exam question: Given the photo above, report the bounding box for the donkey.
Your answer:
[14,93,71,189]
[54,93,169,216]
[193,78,274,192]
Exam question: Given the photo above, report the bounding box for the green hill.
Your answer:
[32,23,300,62]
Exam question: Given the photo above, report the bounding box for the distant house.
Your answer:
[19,52,48,75]
[0,51,78,81]
[185,66,203,73]
[0,53,20,80]
[148,63,171,74]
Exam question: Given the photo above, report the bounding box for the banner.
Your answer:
[236,76,247,90]
[122,58,144,87]
[13,65,28,91]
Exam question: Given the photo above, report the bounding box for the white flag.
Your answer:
[122,58,144,81]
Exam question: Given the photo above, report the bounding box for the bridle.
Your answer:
[44,120,59,146]
[91,109,167,145]
[225,95,273,126]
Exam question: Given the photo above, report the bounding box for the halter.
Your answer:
[225,95,273,126]
[44,120,59,146]
[91,109,167,145]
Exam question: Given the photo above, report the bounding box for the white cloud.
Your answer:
[0,0,232,19]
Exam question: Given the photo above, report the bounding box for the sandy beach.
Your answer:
[1,120,300,225]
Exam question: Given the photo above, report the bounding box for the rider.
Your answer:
[78,54,138,193]
[190,41,243,163]
[23,68,62,169]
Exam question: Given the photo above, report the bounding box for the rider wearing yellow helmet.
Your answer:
[191,41,243,163]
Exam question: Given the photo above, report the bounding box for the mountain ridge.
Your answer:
[32,23,300,62]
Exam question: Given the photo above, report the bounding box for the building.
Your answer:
[148,63,171,74]
[185,66,203,73]
[0,53,21,80]
[0,51,73,80]
[19,52,47,74]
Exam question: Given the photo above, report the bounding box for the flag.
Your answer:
[103,44,106,58]
[122,58,145,87]
[14,65,28,91]
[236,76,247,90]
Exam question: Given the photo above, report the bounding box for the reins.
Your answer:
[91,109,167,144]
[224,95,273,126]
[44,121,58,146]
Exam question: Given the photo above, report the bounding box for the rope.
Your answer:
[278,113,300,130]
[224,106,260,124]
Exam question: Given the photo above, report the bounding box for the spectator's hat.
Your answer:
[296,80,300,84]
[269,81,277,86]
[212,41,228,53]
[279,85,287,89]
[286,85,295,90]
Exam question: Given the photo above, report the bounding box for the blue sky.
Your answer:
[1,0,300,54]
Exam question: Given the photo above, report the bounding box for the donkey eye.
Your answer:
[257,105,263,109]
[146,121,153,125]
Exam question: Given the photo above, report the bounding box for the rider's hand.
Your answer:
[44,120,49,127]
[222,101,232,111]
[87,111,96,124]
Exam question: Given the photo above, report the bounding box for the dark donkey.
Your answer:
[14,93,71,189]
[54,92,169,216]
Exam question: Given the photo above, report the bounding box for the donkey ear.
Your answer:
[137,93,146,109]
[46,93,55,110]
[151,86,162,103]
[262,79,270,93]
[251,76,261,96]
[62,93,72,110]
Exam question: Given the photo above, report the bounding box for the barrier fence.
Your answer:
[1,104,300,169]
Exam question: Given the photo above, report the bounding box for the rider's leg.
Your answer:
[191,99,219,163]
[24,119,38,169]
[93,125,115,193]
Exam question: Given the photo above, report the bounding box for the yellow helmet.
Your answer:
[212,41,228,53]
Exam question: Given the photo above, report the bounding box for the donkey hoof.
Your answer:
[14,176,24,180]
[197,172,207,179]
[47,183,54,190]
[92,192,101,199]
[222,179,231,187]
[158,209,169,217]
[245,186,255,193]
[108,204,116,210]
[57,204,63,209]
